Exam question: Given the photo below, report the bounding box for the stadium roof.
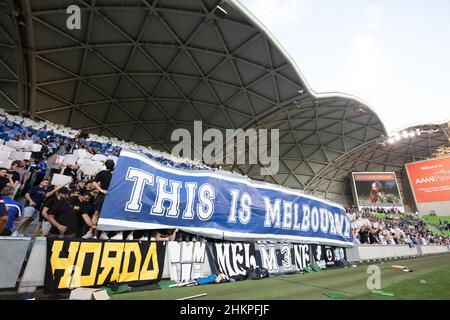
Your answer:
[305,121,450,204]
[0,0,448,204]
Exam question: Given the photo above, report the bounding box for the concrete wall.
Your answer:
[0,237,32,289]
[417,201,450,216]
[346,244,450,262]
[18,237,47,293]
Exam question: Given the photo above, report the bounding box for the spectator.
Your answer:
[12,178,50,237]
[83,159,115,239]
[352,227,361,244]
[33,156,49,187]
[70,179,86,195]
[47,187,77,239]
[368,228,380,244]
[62,164,80,182]
[8,161,21,184]
[378,230,387,245]
[71,190,96,238]
[0,199,8,234]
[35,184,66,237]
[0,167,15,193]
[359,226,369,244]
[56,144,67,156]
[0,186,23,236]
[155,228,179,241]
[14,160,30,195]
[85,179,96,193]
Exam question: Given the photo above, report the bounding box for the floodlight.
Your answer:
[213,5,227,19]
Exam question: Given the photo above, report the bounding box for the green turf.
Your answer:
[370,212,387,220]
[420,215,450,236]
[111,254,450,300]
[352,263,450,299]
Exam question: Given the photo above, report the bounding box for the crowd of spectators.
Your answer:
[0,114,203,241]
[349,207,450,246]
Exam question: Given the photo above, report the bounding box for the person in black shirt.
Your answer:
[368,228,380,244]
[69,179,86,196]
[47,187,78,238]
[62,164,80,182]
[0,167,15,194]
[71,190,96,238]
[13,178,50,236]
[8,161,20,184]
[359,226,370,244]
[34,184,68,237]
[25,179,49,209]
[85,179,96,193]
[83,160,114,239]
[93,160,114,193]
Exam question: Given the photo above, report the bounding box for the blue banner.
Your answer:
[98,151,353,246]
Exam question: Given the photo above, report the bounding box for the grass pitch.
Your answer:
[112,253,450,300]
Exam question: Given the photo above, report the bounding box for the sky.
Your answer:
[240,0,450,133]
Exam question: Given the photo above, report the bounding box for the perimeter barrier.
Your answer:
[0,237,448,293]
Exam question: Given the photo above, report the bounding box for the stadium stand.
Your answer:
[0,109,219,239]
[0,109,214,171]
[349,208,450,246]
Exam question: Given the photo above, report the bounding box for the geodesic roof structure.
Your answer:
[3,0,309,150]
[305,122,450,204]
[0,0,23,111]
[222,94,386,189]
[2,0,447,204]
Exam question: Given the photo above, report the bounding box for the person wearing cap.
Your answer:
[34,183,68,237]
[47,187,78,238]
[71,190,96,238]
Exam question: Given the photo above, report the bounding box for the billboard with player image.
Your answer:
[351,172,404,212]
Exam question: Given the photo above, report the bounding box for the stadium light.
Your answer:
[409,131,415,138]
[213,5,227,19]
[388,138,395,144]
[394,133,401,141]
[402,131,409,138]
